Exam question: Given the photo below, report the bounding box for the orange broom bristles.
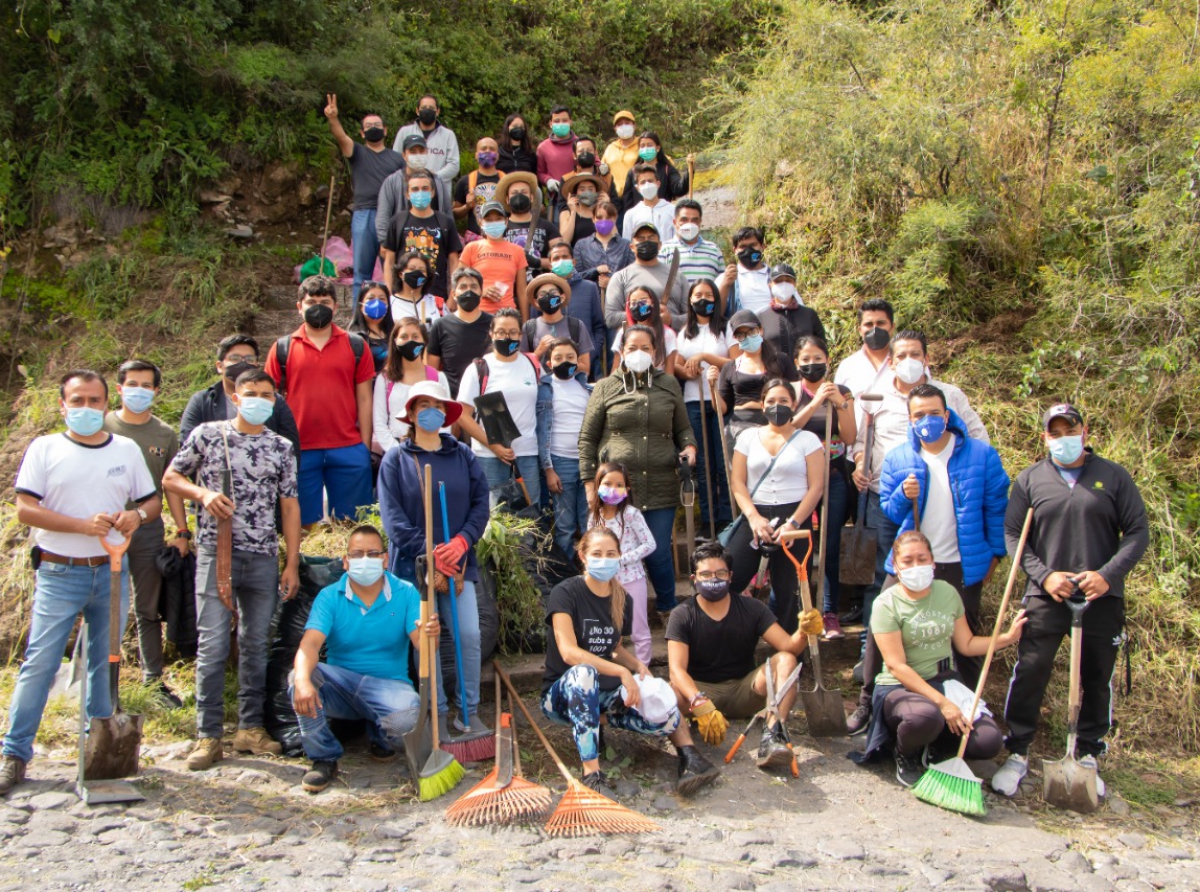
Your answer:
[543,778,661,837]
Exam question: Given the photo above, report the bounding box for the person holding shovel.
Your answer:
[990,403,1149,799]
[2,370,157,796]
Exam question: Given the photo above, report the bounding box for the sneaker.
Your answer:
[1077,755,1106,798]
[302,760,338,793]
[840,605,863,624]
[822,612,846,640]
[675,745,720,797]
[852,660,864,686]
[755,723,793,771]
[990,754,1028,797]
[147,677,184,709]
[846,703,871,737]
[232,727,282,756]
[369,742,397,763]
[186,737,224,771]
[894,748,925,788]
[0,755,27,795]
[581,770,619,801]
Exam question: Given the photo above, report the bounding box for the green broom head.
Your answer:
[418,751,465,802]
[912,756,986,816]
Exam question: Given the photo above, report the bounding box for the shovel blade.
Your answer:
[403,704,433,785]
[801,687,848,737]
[83,712,144,780]
[1043,756,1100,813]
[76,777,145,805]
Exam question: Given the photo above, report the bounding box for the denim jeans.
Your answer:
[297,444,375,526]
[549,455,588,555]
[476,454,542,510]
[642,507,678,612]
[194,547,279,739]
[821,472,850,614]
[862,489,901,645]
[686,400,733,532]
[290,663,420,761]
[351,209,380,314]
[2,560,130,763]
[435,579,481,718]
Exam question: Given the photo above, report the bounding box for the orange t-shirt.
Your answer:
[460,238,528,313]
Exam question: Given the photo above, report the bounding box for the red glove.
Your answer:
[434,535,469,578]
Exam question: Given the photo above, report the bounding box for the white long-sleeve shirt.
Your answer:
[591,504,654,585]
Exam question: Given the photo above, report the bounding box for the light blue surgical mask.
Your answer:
[416,407,445,432]
[65,407,105,437]
[738,333,764,354]
[347,557,385,586]
[120,386,155,414]
[587,557,621,582]
[237,396,274,426]
[409,190,432,210]
[551,260,575,277]
[482,221,507,239]
[1048,435,1084,465]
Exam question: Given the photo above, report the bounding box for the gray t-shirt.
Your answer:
[349,143,405,211]
[603,261,689,333]
[520,316,594,356]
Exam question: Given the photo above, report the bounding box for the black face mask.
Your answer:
[577,151,596,168]
[456,290,481,312]
[418,108,437,126]
[695,578,731,601]
[635,241,659,262]
[509,127,526,141]
[397,340,424,362]
[552,361,577,380]
[631,302,654,321]
[736,247,764,267]
[798,362,828,383]
[364,126,385,143]
[864,326,891,351]
[691,299,716,318]
[304,304,334,330]
[493,337,520,357]
[537,292,564,314]
[508,193,531,213]
[403,270,427,290]
[765,404,793,427]
[223,360,257,381]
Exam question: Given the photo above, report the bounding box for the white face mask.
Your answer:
[407,154,428,171]
[898,564,934,591]
[771,283,799,304]
[637,182,659,201]
[624,349,653,374]
[676,222,700,241]
[616,124,635,140]
[894,357,925,385]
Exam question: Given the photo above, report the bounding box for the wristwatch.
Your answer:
[136,508,148,524]
[787,517,803,530]
[174,529,193,540]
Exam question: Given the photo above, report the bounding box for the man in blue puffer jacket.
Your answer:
[877,383,1009,689]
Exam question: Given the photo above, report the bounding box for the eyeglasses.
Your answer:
[696,571,731,581]
[347,550,385,559]
[224,354,259,365]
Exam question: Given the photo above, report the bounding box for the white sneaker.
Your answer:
[1078,755,1106,798]
[991,753,1028,797]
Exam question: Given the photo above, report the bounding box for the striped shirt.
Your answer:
[660,236,724,285]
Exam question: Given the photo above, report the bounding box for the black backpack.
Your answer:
[273,333,365,396]
[522,316,584,353]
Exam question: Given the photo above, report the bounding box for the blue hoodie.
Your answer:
[879,408,1009,585]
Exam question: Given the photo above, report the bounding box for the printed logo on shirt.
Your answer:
[404,225,443,272]
[1093,481,1104,490]
[148,446,165,457]
[583,618,616,653]
[106,465,127,478]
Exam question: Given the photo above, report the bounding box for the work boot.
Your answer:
[755,723,793,771]
[369,742,397,763]
[581,770,619,801]
[232,727,282,756]
[990,753,1028,797]
[0,755,27,795]
[302,760,338,793]
[846,703,871,736]
[894,747,925,788]
[675,745,720,797]
[1077,755,1107,798]
[147,677,184,709]
[822,612,846,640]
[186,738,224,771]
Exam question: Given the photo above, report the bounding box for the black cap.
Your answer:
[1042,403,1083,430]
[402,133,427,152]
[729,309,762,334]
[769,263,797,282]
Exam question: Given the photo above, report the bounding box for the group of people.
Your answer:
[0,97,1149,807]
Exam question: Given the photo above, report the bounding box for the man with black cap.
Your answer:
[759,263,824,358]
[375,134,454,247]
[603,222,689,340]
[990,403,1148,798]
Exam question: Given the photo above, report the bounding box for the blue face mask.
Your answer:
[237,396,274,426]
[738,333,764,354]
[482,221,507,239]
[913,415,947,444]
[587,557,621,583]
[416,407,445,432]
[363,298,389,320]
[1048,434,1084,465]
[65,407,105,437]
[120,386,155,414]
[347,557,384,586]
[409,190,433,210]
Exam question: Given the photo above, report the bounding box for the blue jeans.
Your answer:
[3,561,130,763]
[436,580,481,717]
[351,209,379,314]
[290,663,420,761]
[686,400,733,531]
[298,443,375,526]
[549,455,588,555]
[476,454,542,510]
[862,489,901,645]
[822,471,850,614]
[642,507,678,611]
[194,547,279,738]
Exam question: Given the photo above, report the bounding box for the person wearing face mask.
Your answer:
[378,382,491,739]
[990,404,1148,799]
[542,527,716,799]
[373,317,450,454]
[180,334,300,458]
[667,542,821,771]
[392,93,461,184]
[602,111,640,199]
[520,273,594,377]
[574,199,634,298]
[324,94,404,312]
[659,200,724,286]
[497,113,537,175]
[381,169,461,300]
[833,298,898,398]
[719,227,771,316]
[538,339,594,556]
[163,370,302,771]
[533,240,606,378]
[611,285,677,374]
[579,326,697,622]
[618,131,690,215]
[557,170,609,246]
[103,360,190,707]
[387,252,445,324]
[458,202,530,319]
[425,267,494,397]
[851,531,1024,788]
[453,137,503,237]
[289,525,439,793]
[2,371,159,796]
[621,164,676,241]
[604,223,689,350]
[497,171,560,273]
[348,281,396,375]
[375,135,454,250]
[762,263,825,359]
[536,104,579,194]
[713,310,798,441]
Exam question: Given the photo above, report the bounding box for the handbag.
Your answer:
[411,454,464,594]
[717,429,804,548]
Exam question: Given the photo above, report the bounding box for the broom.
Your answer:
[496,664,659,838]
[913,507,1034,816]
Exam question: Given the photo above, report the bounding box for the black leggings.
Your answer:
[727,500,815,635]
[883,689,1004,759]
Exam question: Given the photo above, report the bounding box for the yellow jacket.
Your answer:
[602,138,641,197]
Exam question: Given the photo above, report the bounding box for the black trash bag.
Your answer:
[435,568,501,716]
[155,546,197,660]
[496,533,577,655]
[264,555,344,756]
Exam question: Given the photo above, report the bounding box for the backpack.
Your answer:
[472,353,541,395]
[273,332,365,396]
[385,365,440,404]
[522,316,583,353]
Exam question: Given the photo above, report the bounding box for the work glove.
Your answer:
[799,608,825,637]
[546,178,561,193]
[434,534,469,578]
[691,698,728,745]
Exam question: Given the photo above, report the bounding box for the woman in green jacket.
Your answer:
[580,325,696,617]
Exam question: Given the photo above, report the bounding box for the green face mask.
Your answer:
[551,260,575,277]
[551,122,571,138]
[638,146,658,162]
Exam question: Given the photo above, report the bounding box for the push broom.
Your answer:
[496,664,660,838]
[913,507,1034,816]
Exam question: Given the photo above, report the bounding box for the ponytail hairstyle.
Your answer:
[577,526,627,630]
[589,461,633,536]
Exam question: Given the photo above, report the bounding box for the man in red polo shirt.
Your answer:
[265,276,376,527]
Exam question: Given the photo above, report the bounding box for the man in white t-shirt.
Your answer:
[2,370,158,795]
[456,308,543,508]
[834,298,897,398]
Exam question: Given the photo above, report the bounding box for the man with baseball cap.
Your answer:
[602,110,640,198]
[990,403,1149,798]
[458,201,529,318]
[376,134,454,248]
[603,222,689,342]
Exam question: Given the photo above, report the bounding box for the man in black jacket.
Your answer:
[180,335,300,457]
[991,403,1149,798]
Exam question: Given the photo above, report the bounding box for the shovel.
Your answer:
[780,528,848,736]
[1043,591,1100,813]
[79,532,145,803]
[474,391,523,451]
[839,392,883,585]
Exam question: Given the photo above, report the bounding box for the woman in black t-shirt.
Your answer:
[541,527,718,798]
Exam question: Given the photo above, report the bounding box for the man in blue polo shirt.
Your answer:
[289,525,438,793]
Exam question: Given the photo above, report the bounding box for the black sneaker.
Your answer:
[894,749,925,788]
[846,704,871,736]
[675,745,720,797]
[581,770,619,801]
[755,723,793,771]
[302,760,338,793]
[148,677,184,709]
[840,606,863,624]
[0,755,27,795]
[369,742,397,763]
